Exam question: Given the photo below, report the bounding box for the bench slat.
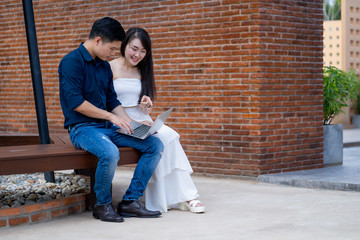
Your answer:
[0,144,136,160]
[0,135,141,176]
[0,144,140,175]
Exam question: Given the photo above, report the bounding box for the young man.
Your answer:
[58,17,164,223]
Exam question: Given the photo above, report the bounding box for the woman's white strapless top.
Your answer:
[113,78,153,122]
[113,78,141,107]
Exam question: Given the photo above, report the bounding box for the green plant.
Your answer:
[323,66,360,125]
[351,70,360,115]
[323,0,341,21]
[355,91,360,115]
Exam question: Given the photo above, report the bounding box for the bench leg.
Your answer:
[88,168,97,211]
[74,168,96,210]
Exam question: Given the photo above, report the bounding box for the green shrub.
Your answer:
[355,92,360,115]
[323,66,360,125]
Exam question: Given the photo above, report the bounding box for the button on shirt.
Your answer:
[58,43,121,128]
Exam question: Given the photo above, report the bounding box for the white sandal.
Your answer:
[179,200,205,213]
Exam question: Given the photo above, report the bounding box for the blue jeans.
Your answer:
[68,122,164,205]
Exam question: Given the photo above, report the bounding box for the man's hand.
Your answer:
[73,101,134,134]
[109,114,133,134]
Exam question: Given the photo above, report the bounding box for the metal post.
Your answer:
[22,0,55,182]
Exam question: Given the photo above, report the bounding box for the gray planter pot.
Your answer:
[323,124,343,166]
[352,114,360,128]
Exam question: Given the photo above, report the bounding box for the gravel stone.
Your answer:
[0,172,89,209]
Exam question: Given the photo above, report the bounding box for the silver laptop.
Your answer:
[117,107,174,139]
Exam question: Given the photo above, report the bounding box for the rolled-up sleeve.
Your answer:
[59,57,85,111]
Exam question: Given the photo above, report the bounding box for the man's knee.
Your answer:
[98,145,120,166]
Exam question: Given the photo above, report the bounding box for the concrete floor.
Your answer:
[2,129,360,239]
[1,167,360,240]
[258,146,360,191]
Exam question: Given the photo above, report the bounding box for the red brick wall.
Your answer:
[0,0,324,177]
[238,1,324,175]
[0,193,87,228]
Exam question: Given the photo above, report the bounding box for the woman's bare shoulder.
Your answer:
[110,58,124,79]
[109,58,122,68]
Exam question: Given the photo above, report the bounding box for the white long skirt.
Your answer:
[143,125,199,212]
[123,107,199,212]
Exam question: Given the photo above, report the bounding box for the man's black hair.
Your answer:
[89,17,125,42]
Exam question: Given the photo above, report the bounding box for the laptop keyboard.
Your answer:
[132,124,151,138]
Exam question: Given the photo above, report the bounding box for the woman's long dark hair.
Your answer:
[120,27,156,102]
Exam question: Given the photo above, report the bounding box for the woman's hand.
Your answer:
[140,95,153,115]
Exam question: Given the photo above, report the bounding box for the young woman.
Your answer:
[110,27,205,213]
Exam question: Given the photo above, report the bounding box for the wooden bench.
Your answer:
[0,134,141,208]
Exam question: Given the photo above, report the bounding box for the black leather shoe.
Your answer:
[117,200,161,218]
[93,203,124,222]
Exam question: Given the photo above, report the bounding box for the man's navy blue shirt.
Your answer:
[58,43,121,128]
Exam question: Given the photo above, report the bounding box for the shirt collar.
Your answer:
[79,43,95,63]
[79,43,106,67]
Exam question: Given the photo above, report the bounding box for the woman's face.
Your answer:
[124,38,147,66]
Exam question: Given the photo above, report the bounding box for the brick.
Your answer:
[51,209,67,219]
[23,203,42,214]
[61,196,76,206]
[43,200,61,210]
[80,202,87,211]
[75,193,88,203]
[67,205,81,215]
[31,212,49,222]
[9,217,29,226]
[0,207,22,217]
[0,219,7,227]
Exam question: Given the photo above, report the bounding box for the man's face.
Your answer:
[96,38,121,61]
